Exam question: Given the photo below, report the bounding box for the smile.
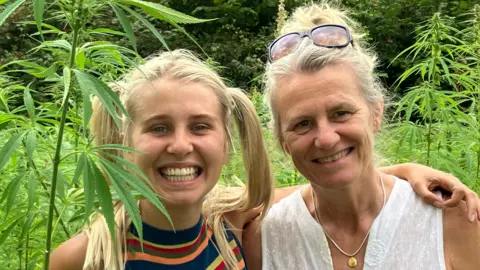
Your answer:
[314,148,352,164]
[159,167,201,182]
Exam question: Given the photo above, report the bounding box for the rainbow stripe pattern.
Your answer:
[124,216,246,270]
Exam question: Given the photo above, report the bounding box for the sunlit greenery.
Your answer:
[0,1,479,269]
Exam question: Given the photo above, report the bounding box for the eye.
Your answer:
[293,119,312,133]
[191,124,210,133]
[297,120,310,127]
[151,125,168,133]
[333,111,352,121]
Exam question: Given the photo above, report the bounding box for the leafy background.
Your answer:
[0,0,479,269]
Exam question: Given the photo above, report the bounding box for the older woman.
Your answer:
[244,3,480,270]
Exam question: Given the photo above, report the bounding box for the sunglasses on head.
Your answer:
[268,24,353,62]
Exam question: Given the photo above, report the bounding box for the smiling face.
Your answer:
[129,78,227,206]
[274,63,383,188]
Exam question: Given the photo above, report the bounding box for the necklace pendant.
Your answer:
[348,257,358,268]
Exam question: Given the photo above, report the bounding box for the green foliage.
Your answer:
[0,0,209,269]
[1,1,480,269]
[380,7,480,193]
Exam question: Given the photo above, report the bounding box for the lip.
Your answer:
[157,162,203,187]
[311,147,354,165]
[157,162,202,169]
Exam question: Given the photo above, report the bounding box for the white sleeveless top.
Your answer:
[261,177,445,270]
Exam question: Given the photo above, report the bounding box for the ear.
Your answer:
[282,141,291,155]
[373,99,384,132]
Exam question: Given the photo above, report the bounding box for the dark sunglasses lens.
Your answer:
[270,33,301,61]
[311,26,349,47]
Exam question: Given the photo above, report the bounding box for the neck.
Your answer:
[311,166,386,231]
[140,199,203,231]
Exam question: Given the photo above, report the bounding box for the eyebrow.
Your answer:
[329,101,355,111]
[141,113,219,125]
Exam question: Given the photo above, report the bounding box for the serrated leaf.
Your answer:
[100,158,171,226]
[0,0,27,27]
[93,144,143,153]
[6,172,25,215]
[102,152,150,187]
[27,170,36,211]
[35,40,72,52]
[90,158,116,242]
[88,28,126,36]
[75,49,86,70]
[123,6,169,50]
[25,130,36,164]
[73,152,86,185]
[0,216,21,245]
[74,70,128,128]
[116,0,215,24]
[0,132,26,171]
[101,158,142,243]
[111,3,137,51]
[33,0,45,39]
[0,177,13,206]
[24,86,35,123]
[83,157,95,221]
[83,89,92,128]
[18,212,36,243]
[62,66,71,107]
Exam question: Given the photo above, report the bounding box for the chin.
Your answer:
[309,170,358,188]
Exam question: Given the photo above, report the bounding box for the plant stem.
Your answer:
[43,4,82,267]
[25,230,29,270]
[24,142,71,237]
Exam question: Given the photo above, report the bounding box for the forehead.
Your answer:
[132,78,223,121]
[274,63,364,115]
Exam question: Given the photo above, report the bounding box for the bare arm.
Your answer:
[49,232,88,270]
[443,203,480,270]
[242,218,263,270]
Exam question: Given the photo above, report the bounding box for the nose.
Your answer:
[166,129,193,158]
[314,121,340,150]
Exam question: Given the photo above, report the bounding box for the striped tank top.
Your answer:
[124,215,246,269]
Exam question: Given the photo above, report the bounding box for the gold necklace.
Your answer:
[311,171,386,268]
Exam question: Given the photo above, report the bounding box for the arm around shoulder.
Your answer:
[443,203,480,270]
[242,218,263,270]
[49,232,88,270]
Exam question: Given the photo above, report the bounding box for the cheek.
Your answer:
[285,134,310,157]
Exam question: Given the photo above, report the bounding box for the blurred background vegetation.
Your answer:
[0,0,479,269]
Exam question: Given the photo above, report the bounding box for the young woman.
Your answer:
[50,50,273,270]
[50,49,478,270]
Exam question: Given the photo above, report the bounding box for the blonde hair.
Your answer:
[264,2,386,144]
[84,49,274,269]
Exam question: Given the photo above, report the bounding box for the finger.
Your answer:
[431,173,460,193]
[477,199,480,221]
[463,191,478,223]
[244,206,263,224]
[442,186,466,207]
[413,182,443,207]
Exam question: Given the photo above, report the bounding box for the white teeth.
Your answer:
[316,149,349,164]
[160,167,198,182]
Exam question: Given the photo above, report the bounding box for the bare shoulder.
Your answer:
[443,203,480,270]
[49,232,88,270]
[242,217,263,270]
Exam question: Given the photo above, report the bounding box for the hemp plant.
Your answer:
[389,13,469,166]
[380,8,480,192]
[0,0,211,269]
